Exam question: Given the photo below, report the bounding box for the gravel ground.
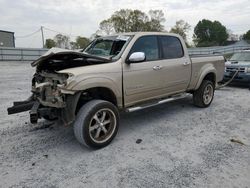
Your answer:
[0,61,250,188]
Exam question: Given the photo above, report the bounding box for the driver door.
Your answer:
[123,35,165,107]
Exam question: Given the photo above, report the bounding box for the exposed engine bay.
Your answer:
[32,71,68,108]
[31,49,112,107]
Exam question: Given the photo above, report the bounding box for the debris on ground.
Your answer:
[30,121,54,131]
[230,138,245,145]
[136,139,142,144]
[43,154,48,158]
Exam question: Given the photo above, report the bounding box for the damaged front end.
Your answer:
[7,47,111,125]
[8,70,79,125]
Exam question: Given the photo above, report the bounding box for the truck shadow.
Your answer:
[118,96,195,137]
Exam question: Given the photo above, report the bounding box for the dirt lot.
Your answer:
[0,61,250,188]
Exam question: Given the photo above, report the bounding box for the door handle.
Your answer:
[153,65,162,70]
[183,62,190,66]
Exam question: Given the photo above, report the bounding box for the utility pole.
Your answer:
[41,26,45,48]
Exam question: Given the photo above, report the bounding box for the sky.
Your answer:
[0,0,250,48]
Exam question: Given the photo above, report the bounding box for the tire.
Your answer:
[73,100,119,149]
[193,80,215,108]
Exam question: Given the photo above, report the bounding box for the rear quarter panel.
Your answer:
[188,55,225,90]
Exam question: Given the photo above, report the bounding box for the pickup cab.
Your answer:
[8,32,225,148]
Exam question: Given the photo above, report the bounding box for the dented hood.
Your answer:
[31,47,111,67]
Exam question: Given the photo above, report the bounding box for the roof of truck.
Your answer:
[115,32,181,38]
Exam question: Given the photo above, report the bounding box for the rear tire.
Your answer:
[193,80,214,108]
[73,100,119,149]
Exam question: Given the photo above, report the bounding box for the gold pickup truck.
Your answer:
[8,32,225,148]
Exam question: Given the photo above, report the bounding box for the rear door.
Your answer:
[158,35,191,94]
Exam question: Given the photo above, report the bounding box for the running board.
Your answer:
[126,93,189,113]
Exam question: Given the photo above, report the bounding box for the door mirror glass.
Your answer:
[128,52,145,63]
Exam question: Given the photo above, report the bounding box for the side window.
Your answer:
[130,36,159,61]
[160,36,184,59]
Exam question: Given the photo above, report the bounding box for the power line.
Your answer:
[15,28,41,38]
[42,26,79,37]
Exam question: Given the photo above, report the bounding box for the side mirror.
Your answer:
[127,52,145,63]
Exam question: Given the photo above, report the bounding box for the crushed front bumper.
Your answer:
[7,92,81,125]
[7,96,60,124]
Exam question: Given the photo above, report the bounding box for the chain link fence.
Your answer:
[188,45,250,55]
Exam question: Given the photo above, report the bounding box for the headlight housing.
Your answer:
[66,73,75,85]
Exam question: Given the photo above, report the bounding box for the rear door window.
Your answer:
[160,36,184,59]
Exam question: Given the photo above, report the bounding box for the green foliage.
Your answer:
[193,19,228,47]
[75,36,90,49]
[45,39,56,49]
[243,30,250,40]
[170,20,191,42]
[99,9,165,34]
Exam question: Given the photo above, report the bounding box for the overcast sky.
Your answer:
[0,0,250,48]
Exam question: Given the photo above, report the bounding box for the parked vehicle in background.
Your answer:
[224,50,250,86]
[8,32,225,149]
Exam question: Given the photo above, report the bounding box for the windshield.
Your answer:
[230,52,250,62]
[84,35,132,59]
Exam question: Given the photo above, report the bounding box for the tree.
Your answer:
[147,10,166,31]
[170,20,191,42]
[193,19,228,47]
[70,41,78,50]
[243,30,250,40]
[99,19,115,35]
[98,9,165,34]
[45,39,56,49]
[75,36,90,49]
[54,34,70,49]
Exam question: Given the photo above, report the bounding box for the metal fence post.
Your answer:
[21,49,23,61]
[0,48,3,61]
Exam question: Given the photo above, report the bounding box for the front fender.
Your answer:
[65,77,122,107]
[194,64,216,90]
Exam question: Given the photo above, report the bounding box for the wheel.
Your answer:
[193,80,214,108]
[73,100,119,149]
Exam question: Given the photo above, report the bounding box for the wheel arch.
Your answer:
[61,87,120,125]
[75,86,122,115]
[195,67,216,90]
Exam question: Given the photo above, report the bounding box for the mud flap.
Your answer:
[61,92,81,125]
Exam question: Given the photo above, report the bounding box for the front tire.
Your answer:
[193,80,214,108]
[74,100,119,149]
